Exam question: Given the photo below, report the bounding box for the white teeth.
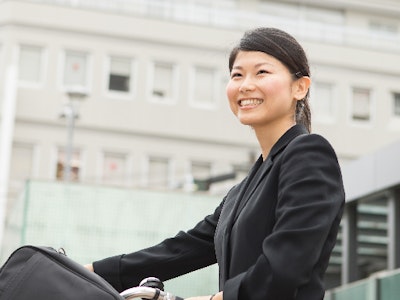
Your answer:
[240,99,263,106]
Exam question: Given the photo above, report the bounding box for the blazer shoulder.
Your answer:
[289,132,336,151]
[283,133,340,164]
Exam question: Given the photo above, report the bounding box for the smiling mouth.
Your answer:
[239,98,263,107]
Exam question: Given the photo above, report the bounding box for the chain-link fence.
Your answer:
[1,180,221,297]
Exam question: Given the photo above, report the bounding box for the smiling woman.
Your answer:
[228,28,312,132]
[226,50,311,160]
[86,28,345,300]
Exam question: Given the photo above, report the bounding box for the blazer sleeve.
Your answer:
[92,198,225,292]
[224,134,345,300]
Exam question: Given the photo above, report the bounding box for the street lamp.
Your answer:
[59,91,87,181]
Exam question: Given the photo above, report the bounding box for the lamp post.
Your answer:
[60,91,86,181]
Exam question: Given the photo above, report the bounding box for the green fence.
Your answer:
[325,269,400,300]
[4,180,400,299]
[1,180,221,298]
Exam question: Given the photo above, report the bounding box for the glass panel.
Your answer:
[10,143,34,181]
[369,21,398,37]
[108,57,131,92]
[191,161,211,180]
[103,152,127,185]
[64,51,87,88]
[191,161,212,191]
[314,82,334,118]
[193,66,216,107]
[393,92,400,116]
[148,157,169,188]
[352,88,371,121]
[152,62,174,101]
[56,148,81,181]
[18,45,42,83]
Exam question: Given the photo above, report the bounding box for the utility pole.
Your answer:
[59,91,86,181]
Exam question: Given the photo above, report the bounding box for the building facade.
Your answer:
[0,0,400,288]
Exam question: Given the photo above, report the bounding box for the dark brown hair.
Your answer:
[229,27,311,132]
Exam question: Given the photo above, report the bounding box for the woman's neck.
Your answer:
[254,122,296,160]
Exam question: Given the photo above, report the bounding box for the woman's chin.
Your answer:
[238,116,256,127]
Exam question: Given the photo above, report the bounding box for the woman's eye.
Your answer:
[230,72,242,78]
[257,69,269,75]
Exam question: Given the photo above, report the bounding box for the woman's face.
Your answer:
[226,50,299,130]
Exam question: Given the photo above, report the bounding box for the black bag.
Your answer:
[0,245,124,300]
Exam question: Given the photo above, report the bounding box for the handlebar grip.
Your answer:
[120,286,183,300]
[139,277,165,291]
[120,277,184,300]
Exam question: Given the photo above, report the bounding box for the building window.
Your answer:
[102,152,128,186]
[18,45,43,84]
[191,161,211,180]
[393,92,400,117]
[10,143,34,183]
[190,66,218,109]
[369,21,398,37]
[63,50,89,92]
[108,56,132,93]
[56,148,81,181]
[150,61,177,103]
[352,88,371,121]
[148,156,170,188]
[313,82,334,121]
[191,161,212,191]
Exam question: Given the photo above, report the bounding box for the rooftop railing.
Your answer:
[7,0,400,53]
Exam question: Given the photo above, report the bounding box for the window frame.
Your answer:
[17,44,47,88]
[188,65,220,110]
[144,155,173,189]
[369,20,398,37]
[349,86,374,126]
[54,146,83,182]
[190,160,212,180]
[100,150,132,186]
[393,91,400,118]
[9,141,39,187]
[104,55,136,100]
[311,81,336,124]
[147,60,179,105]
[59,49,91,94]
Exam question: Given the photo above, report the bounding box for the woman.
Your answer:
[87,27,345,300]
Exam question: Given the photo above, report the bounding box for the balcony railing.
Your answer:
[6,0,400,52]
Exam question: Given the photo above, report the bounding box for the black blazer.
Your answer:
[94,125,345,300]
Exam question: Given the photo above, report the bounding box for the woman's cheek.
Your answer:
[226,83,238,115]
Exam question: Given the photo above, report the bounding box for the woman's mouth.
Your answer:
[239,98,263,107]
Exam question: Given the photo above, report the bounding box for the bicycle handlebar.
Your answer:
[120,286,184,300]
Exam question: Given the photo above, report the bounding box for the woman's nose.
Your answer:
[239,77,255,93]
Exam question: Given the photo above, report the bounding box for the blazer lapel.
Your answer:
[232,156,273,223]
[219,156,263,286]
[231,124,308,224]
[219,125,308,284]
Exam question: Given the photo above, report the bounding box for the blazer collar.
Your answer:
[267,124,308,162]
[232,124,308,223]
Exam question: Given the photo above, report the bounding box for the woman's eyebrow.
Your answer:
[232,62,274,70]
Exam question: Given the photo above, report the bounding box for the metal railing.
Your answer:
[7,0,400,53]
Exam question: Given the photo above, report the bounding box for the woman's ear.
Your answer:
[294,76,311,100]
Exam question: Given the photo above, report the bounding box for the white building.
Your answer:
[0,0,400,288]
